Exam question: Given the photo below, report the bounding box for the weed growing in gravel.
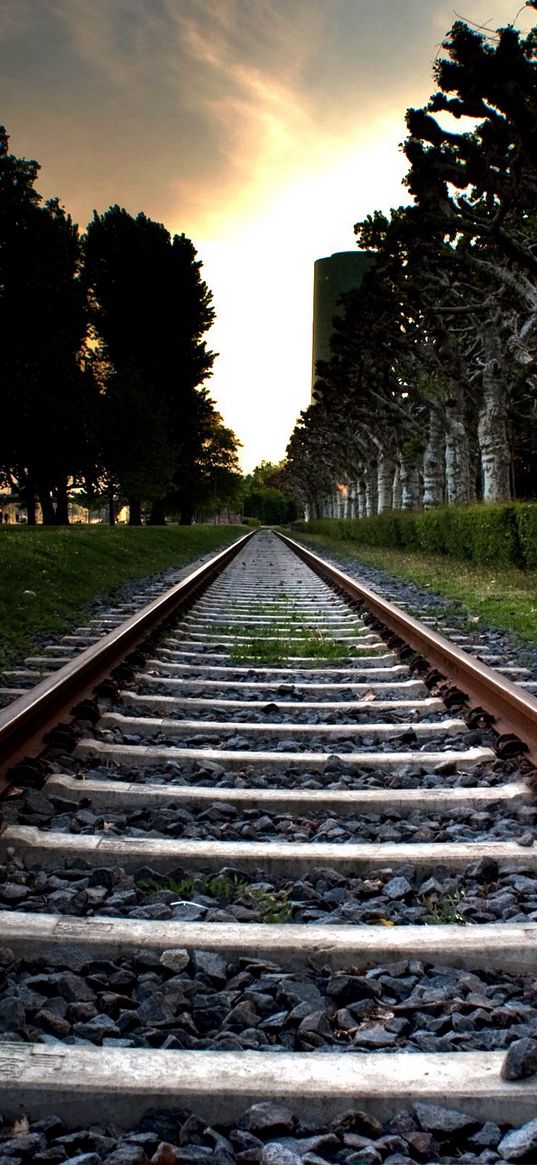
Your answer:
[143,872,246,904]
[229,631,383,663]
[142,872,291,922]
[422,891,466,925]
[247,886,292,923]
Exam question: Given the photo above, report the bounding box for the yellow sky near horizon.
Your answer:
[3,0,535,471]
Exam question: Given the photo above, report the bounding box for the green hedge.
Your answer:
[293,502,537,569]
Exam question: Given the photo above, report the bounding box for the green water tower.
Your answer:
[312,250,375,395]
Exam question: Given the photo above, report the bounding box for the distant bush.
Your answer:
[293,501,537,569]
[515,504,537,570]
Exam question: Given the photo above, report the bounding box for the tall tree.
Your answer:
[0,127,92,522]
[83,206,216,523]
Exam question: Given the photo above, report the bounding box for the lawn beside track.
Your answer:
[288,529,537,648]
[0,524,248,668]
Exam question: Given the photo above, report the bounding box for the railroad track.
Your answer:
[2,528,537,1162]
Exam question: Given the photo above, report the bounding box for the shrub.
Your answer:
[516,504,537,570]
[293,501,535,569]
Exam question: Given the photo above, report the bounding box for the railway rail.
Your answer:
[2,528,537,1162]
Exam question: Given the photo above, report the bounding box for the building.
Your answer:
[311,250,375,395]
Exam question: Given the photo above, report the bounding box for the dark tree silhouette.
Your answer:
[0,127,93,522]
[83,206,216,523]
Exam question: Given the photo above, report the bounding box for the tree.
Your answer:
[286,11,537,513]
[403,18,537,499]
[83,206,216,523]
[242,462,298,524]
[0,127,93,522]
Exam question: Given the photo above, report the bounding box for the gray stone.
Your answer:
[159,949,190,973]
[384,877,412,900]
[239,1103,295,1138]
[0,1138,47,1158]
[0,997,25,1033]
[469,856,500,884]
[344,1150,382,1165]
[62,1157,101,1165]
[103,1150,146,1165]
[414,1102,477,1133]
[72,1014,120,1040]
[469,1122,502,1149]
[137,996,174,1025]
[498,1117,537,1160]
[354,1025,397,1048]
[192,950,228,983]
[54,972,96,1003]
[501,1036,537,1080]
[261,1147,302,1165]
[0,883,30,902]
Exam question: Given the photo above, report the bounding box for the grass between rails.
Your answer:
[0,524,248,669]
[229,631,384,664]
[289,530,537,650]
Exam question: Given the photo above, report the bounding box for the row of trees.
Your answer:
[285,10,537,517]
[0,128,242,524]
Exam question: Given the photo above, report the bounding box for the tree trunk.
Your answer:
[445,393,472,503]
[357,477,367,518]
[365,464,378,517]
[346,482,356,518]
[399,451,421,510]
[478,328,511,502]
[423,412,445,508]
[149,499,167,525]
[38,484,56,525]
[128,497,142,525]
[55,479,69,525]
[21,480,37,525]
[108,484,116,526]
[392,463,402,510]
[377,451,395,512]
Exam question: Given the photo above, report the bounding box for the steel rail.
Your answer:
[278,529,537,766]
[0,530,254,784]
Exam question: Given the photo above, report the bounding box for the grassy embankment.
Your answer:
[0,524,248,668]
[290,530,537,650]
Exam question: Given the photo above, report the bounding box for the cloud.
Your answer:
[3,0,536,469]
[0,0,464,232]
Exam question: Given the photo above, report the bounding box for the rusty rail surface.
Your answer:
[278,530,537,766]
[0,531,254,784]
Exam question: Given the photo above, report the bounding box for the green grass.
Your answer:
[0,524,248,669]
[421,890,467,926]
[292,530,537,650]
[229,629,383,664]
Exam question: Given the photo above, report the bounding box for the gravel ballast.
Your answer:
[3,855,537,926]
[1,1100,537,1164]
[2,944,537,1057]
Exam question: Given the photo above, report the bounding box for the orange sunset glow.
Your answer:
[2,0,534,470]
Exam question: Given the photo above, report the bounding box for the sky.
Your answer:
[2,0,535,471]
